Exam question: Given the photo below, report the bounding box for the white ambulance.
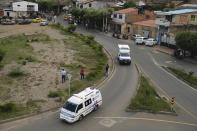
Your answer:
[60,87,102,123]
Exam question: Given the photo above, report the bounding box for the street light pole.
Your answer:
[67,73,72,97]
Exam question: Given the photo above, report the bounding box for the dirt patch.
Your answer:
[0,24,75,111]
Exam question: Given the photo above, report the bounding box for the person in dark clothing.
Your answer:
[80,67,85,80]
[105,64,109,77]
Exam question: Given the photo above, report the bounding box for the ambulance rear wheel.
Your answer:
[79,115,83,121]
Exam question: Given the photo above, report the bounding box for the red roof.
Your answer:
[115,8,137,14]
[133,20,156,27]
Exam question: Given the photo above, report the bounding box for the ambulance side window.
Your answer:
[76,103,83,113]
[85,99,92,107]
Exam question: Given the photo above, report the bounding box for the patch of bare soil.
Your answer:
[0,24,75,111]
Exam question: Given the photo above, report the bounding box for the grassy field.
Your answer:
[0,24,108,120]
[0,33,51,120]
[167,67,197,89]
[51,24,108,94]
[128,75,171,113]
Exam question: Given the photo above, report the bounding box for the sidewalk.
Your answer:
[154,45,174,55]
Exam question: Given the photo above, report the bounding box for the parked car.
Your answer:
[1,19,15,25]
[135,37,148,45]
[132,34,141,40]
[144,38,157,46]
[18,19,31,24]
[32,18,42,23]
[40,20,48,26]
[64,14,72,21]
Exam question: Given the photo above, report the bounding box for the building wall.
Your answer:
[133,24,157,38]
[171,12,197,25]
[0,9,4,16]
[12,1,38,12]
[3,10,16,17]
[126,10,155,23]
[112,13,126,24]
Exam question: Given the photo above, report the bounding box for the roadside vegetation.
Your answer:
[0,24,108,120]
[166,67,197,89]
[0,100,45,120]
[175,32,197,58]
[0,33,52,120]
[51,23,108,95]
[127,75,171,113]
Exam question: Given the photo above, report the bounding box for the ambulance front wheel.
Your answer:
[78,115,84,121]
[94,104,98,111]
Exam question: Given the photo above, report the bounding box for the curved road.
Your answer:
[1,25,197,131]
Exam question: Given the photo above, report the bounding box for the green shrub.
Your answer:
[0,103,16,113]
[67,24,77,33]
[48,91,63,98]
[8,67,25,77]
[25,56,36,62]
[0,49,5,62]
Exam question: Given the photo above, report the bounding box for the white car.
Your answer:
[135,37,148,45]
[132,34,141,40]
[40,20,48,26]
[144,38,157,46]
[60,88,102,123]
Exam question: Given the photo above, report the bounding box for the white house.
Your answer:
[4,1,38,18]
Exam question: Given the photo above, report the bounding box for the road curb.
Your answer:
[162,66,197,90]
[0,106,60,124]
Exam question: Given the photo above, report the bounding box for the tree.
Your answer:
[175,32,197,57]
[123,2,136,9]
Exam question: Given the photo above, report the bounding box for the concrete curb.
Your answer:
[0,32,115,125]
[155,48,173,56]
[162,66,197,90]
[0,106,60,124]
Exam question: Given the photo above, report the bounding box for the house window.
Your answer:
[80,4,83,9]
[17,5,21,7]
[89,3,92,7]
[191,15,197,22]
[119,14,122,19]
[114,14,117,18]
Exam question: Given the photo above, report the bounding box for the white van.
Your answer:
[118,44,131,65]
[60,87,102,123]
[118,44,130,53]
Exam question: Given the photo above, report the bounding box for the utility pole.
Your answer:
[67,73,72,97]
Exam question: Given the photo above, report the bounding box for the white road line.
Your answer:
[149,53,197,93]
[147,53,197,120]
[94,116,197,127]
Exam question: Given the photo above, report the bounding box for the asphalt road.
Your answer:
[1,20,197,131]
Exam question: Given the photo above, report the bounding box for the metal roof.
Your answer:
[155,9,197,15]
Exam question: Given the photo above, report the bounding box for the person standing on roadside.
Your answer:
[61,68,67,83]
[80,67,85,80]
[105,64,109,77]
